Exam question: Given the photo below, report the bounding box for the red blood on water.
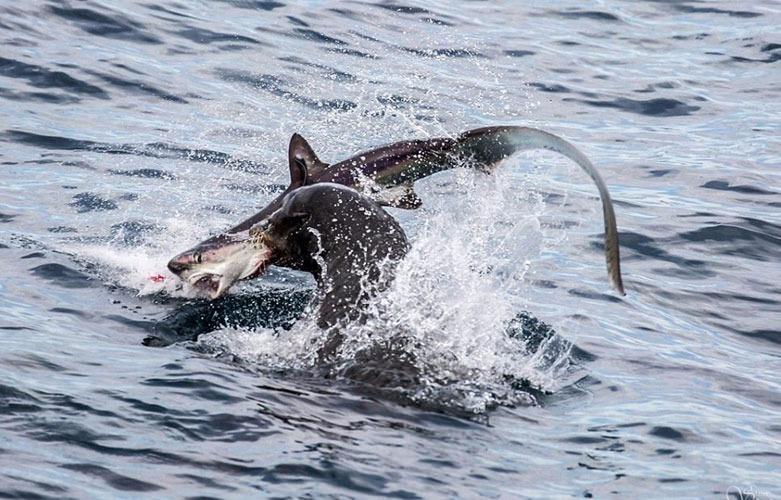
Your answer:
[149,274,165,283]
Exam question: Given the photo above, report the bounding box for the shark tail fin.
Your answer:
[458,126,625,295]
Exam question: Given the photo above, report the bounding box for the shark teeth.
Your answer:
[189,273,221,297]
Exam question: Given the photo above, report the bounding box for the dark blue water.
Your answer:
[1,1,779,498]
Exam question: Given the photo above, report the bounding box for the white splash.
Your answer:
[200,167,582,413]
[64,216,217,298]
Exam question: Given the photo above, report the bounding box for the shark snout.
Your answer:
[165,232,275,299]
[167,252,195,276]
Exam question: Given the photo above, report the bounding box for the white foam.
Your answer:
[199,167,581,412]
[64,216,217,298]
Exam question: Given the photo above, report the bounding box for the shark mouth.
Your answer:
[189,273,224,297]
[184,246,273,299]
[243,258,269,281]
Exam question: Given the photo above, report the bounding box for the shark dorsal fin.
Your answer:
[288,133,328,188]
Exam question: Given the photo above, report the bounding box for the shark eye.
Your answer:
[194,253,202,264]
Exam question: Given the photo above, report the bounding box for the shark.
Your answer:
[167,126,625,297]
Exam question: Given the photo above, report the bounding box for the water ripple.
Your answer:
[0,0,779,497]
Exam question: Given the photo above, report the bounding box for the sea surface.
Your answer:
[1,1,779,498]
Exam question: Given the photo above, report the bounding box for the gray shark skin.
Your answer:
[168,126,625,297]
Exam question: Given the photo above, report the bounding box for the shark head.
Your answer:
[166,232,273,299]
[166,134,325,298]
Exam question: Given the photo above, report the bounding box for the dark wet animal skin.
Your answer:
[249,183,408,335]
[169,126,624,295]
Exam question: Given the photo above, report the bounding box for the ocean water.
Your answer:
[1,1,779,498]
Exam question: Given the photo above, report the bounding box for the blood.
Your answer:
[149,274,165,283]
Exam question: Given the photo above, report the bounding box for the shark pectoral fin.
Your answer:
[372,183,423,209]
